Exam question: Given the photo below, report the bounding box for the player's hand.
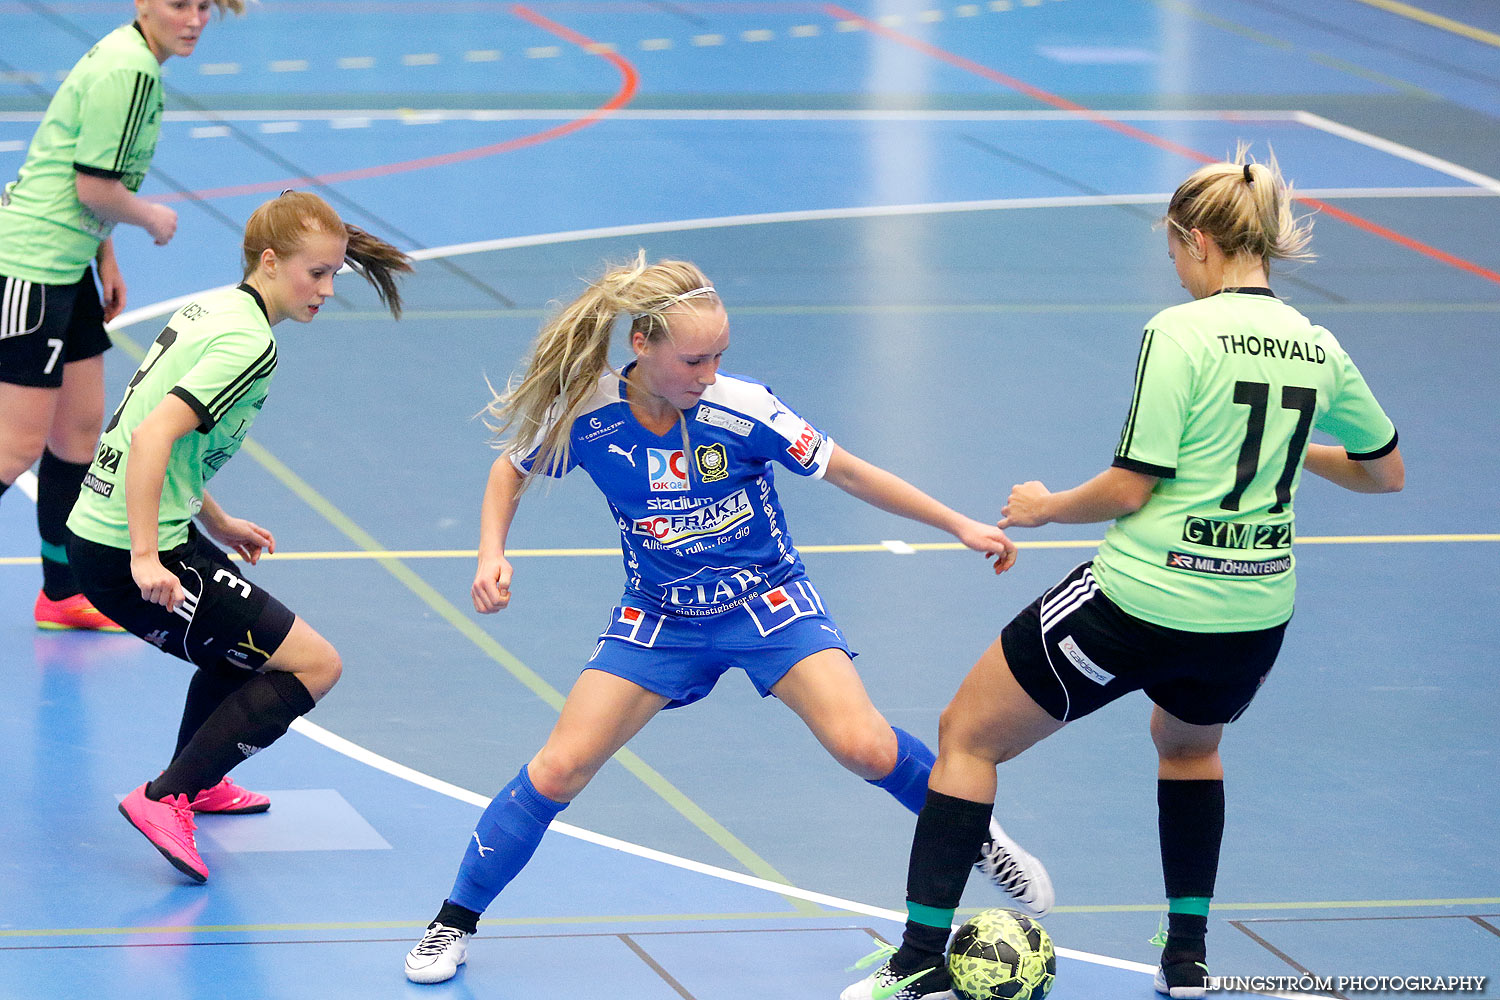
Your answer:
[131,553,185,612]
[955,518,1019,575]
[472,552,513,613]
[145,203,178,245]
[97,259,126,322]
[205,516,276,564]
[1000,481,1053,529]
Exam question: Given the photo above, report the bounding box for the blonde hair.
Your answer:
[241,191,412,318]
[1166,144,1314,265]
[487,251,720,486]
[139,0,250,15]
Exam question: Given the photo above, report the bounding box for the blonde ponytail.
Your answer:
[1166,143,1314,265]
[486,251,719,487]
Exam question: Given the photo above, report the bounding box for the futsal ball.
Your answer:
[946,908,1056,1000]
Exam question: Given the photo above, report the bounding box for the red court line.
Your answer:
[823,4,1500,287]
[150,4,639,205]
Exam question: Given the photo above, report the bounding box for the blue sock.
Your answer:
[867,726,936,814]
[448,765,568,915]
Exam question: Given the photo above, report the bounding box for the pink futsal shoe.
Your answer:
[34,590,125,632]
[189,777,270,814]
[118,783,208,883]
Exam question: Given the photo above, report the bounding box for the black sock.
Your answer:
[149,671,315,800]
[435,900,481,935]
[1159,778,1224,963]
[37,449,90,600]
[175,666,257,758]
[0,477,10,499]
[894,788,993,972]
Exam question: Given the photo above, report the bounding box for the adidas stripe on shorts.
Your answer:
[0,267,112,387]
[68,524,295,673]
[1000,561,1287,725]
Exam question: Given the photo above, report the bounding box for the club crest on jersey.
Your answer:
[695,443,729,483]
[785,422,822,469]
[648,448,689,491]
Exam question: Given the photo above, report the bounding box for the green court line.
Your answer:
[1151,0,1438,99]
[963,897,1500,916]
[237,438,819,915]
[82,330,822,916]
[9,895,1496,939]
[0,910,832,939]
[1351,0,1500,48]
[309,300,1500,322]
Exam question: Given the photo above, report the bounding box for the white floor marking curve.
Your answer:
[61,198,1397,997]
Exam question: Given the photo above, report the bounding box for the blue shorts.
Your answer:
[585,579,855,709]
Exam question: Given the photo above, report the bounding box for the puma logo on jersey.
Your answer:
[471,832,495,857]
[768,402,786,423]
[608,443,638,466]
[820,625,841,639]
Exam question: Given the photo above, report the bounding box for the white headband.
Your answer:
[632,285,717,319]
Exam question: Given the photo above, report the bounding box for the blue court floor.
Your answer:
[2,2,1498,998]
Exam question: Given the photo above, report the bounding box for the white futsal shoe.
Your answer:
[974,817,1055,917]
[404,922,470,983]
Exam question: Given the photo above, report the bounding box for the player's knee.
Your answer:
[937,701,985,756]
[293,638,342,701]
[1153,733,1218,765]
[53,406,104,455]
[826,721,896,778]
[0,432,47,483]
[527,749,592,802]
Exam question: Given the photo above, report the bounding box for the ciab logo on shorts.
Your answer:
[648,448,689,491]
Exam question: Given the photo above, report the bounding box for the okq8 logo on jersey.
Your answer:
[648,448,689,492]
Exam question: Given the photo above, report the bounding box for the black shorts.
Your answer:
[0,267,112,387]
[1001,562,1287,726]
[68,525,296,672]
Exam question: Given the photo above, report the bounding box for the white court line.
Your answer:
[24,200,1363,995]
[405,187,1492,265]
[95,187,1489,336]
[1295,110,1500,195]
[14,469,36,501]
[0,108,1313,124]
[288,716,1326,996]
[288,719,1176,983]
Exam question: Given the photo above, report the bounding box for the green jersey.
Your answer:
[0,23,163,284]
[1093,289,1396,632]
[68,285,278,551]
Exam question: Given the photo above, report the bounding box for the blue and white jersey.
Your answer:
[512,367,836,618]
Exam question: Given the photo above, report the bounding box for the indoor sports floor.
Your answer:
[1,1,1497,998]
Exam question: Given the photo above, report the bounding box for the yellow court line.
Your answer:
[8,895,1497,939]
[4,533,1494,566]
[1351,0,1500,48]
[0,911,829,939]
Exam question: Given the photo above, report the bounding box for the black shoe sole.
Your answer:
[118,802,208,884]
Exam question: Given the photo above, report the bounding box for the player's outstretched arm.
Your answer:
[473,456,525,613]
[1001,467,1158,528]
[1303,443,1404,494]
[822,444,1017,572]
